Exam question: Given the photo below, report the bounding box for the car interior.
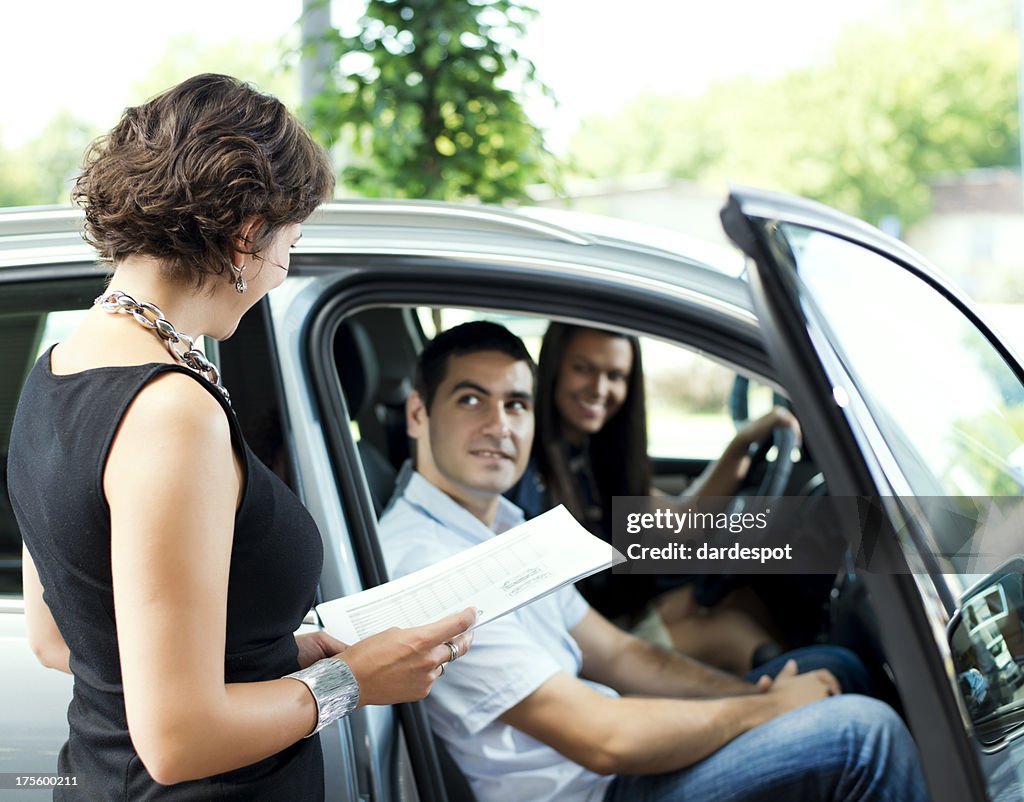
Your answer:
[322,302,904,799]
[1,278,106,598]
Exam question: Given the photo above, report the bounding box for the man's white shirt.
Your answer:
[377,462,616,802]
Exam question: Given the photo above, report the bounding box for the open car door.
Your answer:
[720,186,1024,802]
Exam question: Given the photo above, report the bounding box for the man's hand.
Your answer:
[752,658,840,698]
[760,659,840,715]
[750,656,797,693]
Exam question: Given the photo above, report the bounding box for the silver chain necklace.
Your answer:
[94,290,231,404]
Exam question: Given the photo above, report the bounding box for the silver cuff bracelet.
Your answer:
[286,657,360,736]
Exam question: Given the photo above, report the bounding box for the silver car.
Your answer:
[2,190,1023,801]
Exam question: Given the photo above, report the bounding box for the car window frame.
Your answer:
[295,256,776,802]
[0,274,108,600]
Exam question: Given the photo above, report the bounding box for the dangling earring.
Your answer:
[233,262,247,294]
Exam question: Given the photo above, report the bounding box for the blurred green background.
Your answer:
[3,0,1022,311]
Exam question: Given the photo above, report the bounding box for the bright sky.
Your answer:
[1,0,889,151]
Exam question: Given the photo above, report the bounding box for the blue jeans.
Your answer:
[603,694,929,802]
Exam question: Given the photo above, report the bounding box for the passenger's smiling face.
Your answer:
[554,329,633,443]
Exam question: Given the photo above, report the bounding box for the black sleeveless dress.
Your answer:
[7,348,326,801]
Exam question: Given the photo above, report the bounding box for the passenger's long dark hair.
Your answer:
[534,323,651,535]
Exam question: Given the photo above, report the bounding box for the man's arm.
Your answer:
[572,608,766,698]
[500,668,833,775]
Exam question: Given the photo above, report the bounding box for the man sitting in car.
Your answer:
[376,320,930,802]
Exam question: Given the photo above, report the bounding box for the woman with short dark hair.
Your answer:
[8,74,474,800]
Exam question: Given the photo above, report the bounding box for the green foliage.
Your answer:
[0,34,297,209]
[570,16,1019,227]
[0,111,98,206]
[303,0,555,202]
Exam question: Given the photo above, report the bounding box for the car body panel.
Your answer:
[0,603,74,775]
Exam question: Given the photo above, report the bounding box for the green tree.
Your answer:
[0,111,98,206]
[0,139,38,207]
[303,0,555,202]
[0,34,298,209]
[569,15,1019,228]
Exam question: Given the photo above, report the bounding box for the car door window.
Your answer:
[416,306,546,357]
[640,337,776,461]
[781,225,1024,498]
[774,224,1024,574]
[416,306,769,462]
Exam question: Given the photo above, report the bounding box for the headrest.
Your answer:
[333,320,380,421]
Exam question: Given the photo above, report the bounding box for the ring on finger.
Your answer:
[438,662,446,677]
[444,640,460,663]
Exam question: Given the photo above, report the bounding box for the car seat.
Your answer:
[334,319,402,515]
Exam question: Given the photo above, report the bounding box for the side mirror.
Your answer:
[948,556,1024,746]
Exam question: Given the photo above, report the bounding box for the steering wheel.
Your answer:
[751,424,798,499]
[695,425,800,608]
[726,424,798,515]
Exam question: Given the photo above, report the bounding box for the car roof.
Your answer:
[0,201,754,320]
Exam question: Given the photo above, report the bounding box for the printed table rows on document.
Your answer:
[347,537,550,638]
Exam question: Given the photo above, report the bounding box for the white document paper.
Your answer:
[316,505,624,643]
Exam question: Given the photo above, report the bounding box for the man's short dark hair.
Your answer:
[414,321,536,412]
